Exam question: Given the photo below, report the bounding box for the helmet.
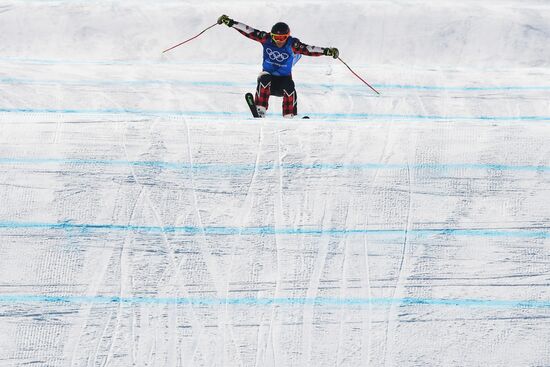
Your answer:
[270,22,290,43]
[271,22,290,35]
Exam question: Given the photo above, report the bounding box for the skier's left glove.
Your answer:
[217,15,235,27]
[324,47,339,59]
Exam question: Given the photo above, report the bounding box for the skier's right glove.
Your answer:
[324,47,339,59]
[217,15,234,27]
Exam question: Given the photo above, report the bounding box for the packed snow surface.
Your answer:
[1,0,550,366]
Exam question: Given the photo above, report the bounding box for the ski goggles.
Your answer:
[271,33,290,42]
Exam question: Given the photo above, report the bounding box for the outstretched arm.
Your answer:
[291,38,339,59]
[218,15,269,44]
[232,21,270,44]
[217,15,338,56]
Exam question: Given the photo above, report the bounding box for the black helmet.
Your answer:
[271,22,290,35]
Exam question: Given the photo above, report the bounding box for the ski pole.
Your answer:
[162,22,219,53]
[337,57,380,95]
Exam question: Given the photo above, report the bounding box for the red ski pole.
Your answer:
[162,22,219,53]
[337,57,380,95]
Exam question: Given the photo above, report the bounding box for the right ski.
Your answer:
[245,93,260,118]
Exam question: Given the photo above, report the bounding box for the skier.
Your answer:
[217,15,339,118]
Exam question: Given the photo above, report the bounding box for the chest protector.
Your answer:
[262,37,302,77]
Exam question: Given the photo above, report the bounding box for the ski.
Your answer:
[245,93,260,118]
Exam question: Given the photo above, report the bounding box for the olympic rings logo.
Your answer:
[266,48,289,62]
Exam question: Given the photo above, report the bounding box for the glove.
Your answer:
[217,14,234,27]
[324,47,339,59]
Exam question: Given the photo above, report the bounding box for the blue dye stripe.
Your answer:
[374,83,550,92]
[0,107,242,117]
[1,157,549,173]
[2,76,550,92]
[0,220,548,238]
[0,77,245,88]
[1,107,549,121]
[0,107,244,117]
[0,57,232,66]
[0,294,548,309]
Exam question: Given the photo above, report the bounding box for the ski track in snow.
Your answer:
[1,1,550,366]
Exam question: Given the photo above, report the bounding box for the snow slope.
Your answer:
[1,0,550,366]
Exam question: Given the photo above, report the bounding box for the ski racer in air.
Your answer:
[217,15,339,118]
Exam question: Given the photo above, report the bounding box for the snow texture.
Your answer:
[0,0,550,366]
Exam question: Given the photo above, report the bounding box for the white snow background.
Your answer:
[1,0,550,366]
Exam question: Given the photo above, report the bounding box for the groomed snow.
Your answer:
[1,0,549,366]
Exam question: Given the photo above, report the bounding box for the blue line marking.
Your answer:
[1,157,549,173]
[0,107,244,117]
[372,83,550,91]
[0,57,241,66]
[2,76,550,92]
[2,107,549,121]
[0,294,548,309]
[0,77,245,88]
[0,220,548,238]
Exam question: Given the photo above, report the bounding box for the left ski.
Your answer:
[245,93,260,118]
